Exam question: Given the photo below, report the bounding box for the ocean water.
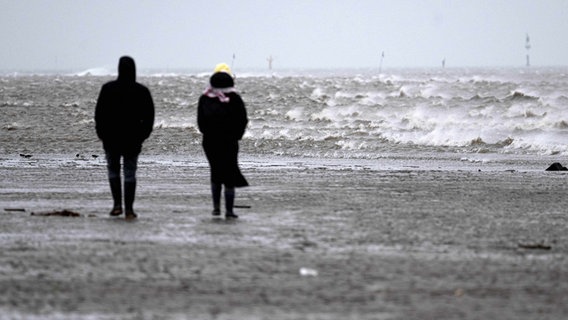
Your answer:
[1,67,568,163]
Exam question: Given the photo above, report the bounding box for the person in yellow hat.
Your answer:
[197,63,248,219]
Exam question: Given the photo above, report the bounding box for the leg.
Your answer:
[211,182,222,216]
[123,153,139,219]
[204,142,222,216]
[224,186,238,219]
[105,151,123,216]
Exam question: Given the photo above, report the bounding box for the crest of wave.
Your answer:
[73,67,114,76]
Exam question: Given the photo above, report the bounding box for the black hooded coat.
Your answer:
[95,57,155,155]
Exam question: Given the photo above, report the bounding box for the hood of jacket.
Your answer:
[117,56,136,82]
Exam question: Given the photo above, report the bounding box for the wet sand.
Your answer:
[1,154,567,319]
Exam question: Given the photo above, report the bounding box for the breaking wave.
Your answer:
[2,67,568,157]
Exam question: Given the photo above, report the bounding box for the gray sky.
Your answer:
[1,0,567,71]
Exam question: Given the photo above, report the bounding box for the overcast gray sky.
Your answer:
[1,0,567,71]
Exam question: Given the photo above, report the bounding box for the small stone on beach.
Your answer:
[545,162,568,171]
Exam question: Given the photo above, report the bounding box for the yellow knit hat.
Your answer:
[213,63,232,76]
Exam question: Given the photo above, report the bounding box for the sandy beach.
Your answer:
[1,153,567,319]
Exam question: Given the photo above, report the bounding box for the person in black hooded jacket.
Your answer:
[198,65,248,219]
[95,56,154,219]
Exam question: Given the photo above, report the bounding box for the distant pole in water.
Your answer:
[267,55,274,70]
[442,58,446,68]
[231,53,236,70]
[525,33,531,67]
[379,51,385,73]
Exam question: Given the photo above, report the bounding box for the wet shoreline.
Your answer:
[1,153,567,319]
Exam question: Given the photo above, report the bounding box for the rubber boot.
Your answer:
[224,187,238,219]
[211,183,222,216]
[109,177,122,216]
[124,181,137,219]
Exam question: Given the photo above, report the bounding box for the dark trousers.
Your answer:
[105,151,138,211]
[105,151,138,183]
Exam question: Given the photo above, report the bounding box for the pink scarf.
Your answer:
[204,87,236,103]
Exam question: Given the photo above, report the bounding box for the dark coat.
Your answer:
[198,91,248,187]
[95,57,154,155]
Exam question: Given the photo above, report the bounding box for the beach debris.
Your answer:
[19,154,32,158]
[31,209,81,217]
[233,205,251,209]
[454,288,465,297]
[299,267,318,277]
[4,208,26,212]
[545,162,568,171]
[518,243,552,250]
[74,154,99,160]
[293,238,318,251]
